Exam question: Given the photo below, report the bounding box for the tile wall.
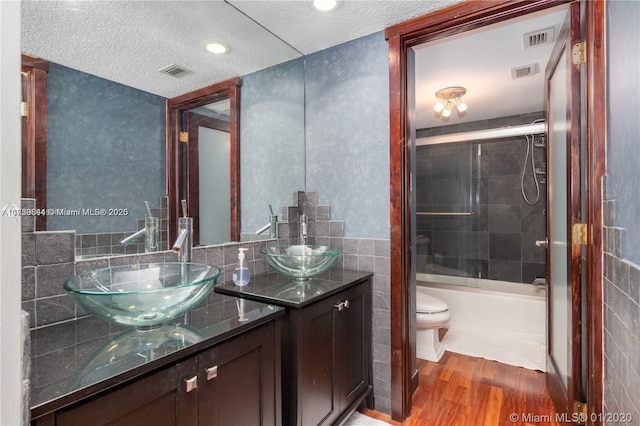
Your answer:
[602,182,640,421]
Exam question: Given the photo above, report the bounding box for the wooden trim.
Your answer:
[568,1,583,411]
[385,0,561,43]
[186,112,231,246]
[387,32,412,421]
[384,0,608,421]
[21,53,49,72]
[229,85,240,243]
[166,78,241,244]
[585,0,606,420]
[21,54,48,230]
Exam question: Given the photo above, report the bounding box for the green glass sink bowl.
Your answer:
[64,262,221,327]
[260,245,342,281]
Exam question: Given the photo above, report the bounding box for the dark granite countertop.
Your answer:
[29,290,283,420]
[215,269,373,308]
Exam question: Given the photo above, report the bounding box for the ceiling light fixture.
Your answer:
[313,0,337,11]
[205,42,229,55]
[434,86,467,119]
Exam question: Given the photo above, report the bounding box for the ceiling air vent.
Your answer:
[523,27,555,49]
[158,64,190,78]
[511,63,539,80]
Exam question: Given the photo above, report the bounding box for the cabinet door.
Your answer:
[336,282,371,410]
[198,321,277,426]
[54,358,199,426]
[298,296,340,426]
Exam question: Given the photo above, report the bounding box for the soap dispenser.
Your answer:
[232,248,250,286]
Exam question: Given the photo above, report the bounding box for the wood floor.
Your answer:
[362,351,561,426]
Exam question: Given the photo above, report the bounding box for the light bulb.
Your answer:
[434,101,445,113]
[442,101,453,118]
[455,97,467,113]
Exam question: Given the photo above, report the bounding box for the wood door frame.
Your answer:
[185,112,231,246]
[21,53,49,231]
[167,78,240,245]
[385,0,605,421]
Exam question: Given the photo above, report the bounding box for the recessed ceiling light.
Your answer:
[205,42,228,55]
[313,0,337,12]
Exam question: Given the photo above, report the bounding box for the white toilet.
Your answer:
[416,286,450,362]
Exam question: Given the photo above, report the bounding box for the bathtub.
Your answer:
[417,273,546,344]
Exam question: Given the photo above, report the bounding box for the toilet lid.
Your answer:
[416,291,448,314]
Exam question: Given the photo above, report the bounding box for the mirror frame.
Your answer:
[167,77,241,246]
[21,53,49,231]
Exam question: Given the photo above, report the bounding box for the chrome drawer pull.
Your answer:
[343,300,350,309]
[185,376,198,392]
[206,366,218,381]
[334,302,344,311]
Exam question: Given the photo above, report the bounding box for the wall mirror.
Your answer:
[20,1,306,256]
[167,78,240,246]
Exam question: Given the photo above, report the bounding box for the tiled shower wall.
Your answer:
[416,113,547,284]
[20,191,392,414]
[602,188,640,420]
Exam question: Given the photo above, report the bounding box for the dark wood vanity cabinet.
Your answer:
[288,279,372,426]
[33,320,280,426]
[52,358,199,426]
[197,320,279,426]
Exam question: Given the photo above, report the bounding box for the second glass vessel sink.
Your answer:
[64,262,221,328]
[260,245,341,281]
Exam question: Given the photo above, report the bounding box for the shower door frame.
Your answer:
[385,0,606,422]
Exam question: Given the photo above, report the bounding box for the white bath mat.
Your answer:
[441,327,546,371]
[343,411,390,425]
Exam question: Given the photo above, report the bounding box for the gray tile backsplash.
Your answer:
[602,190,640,421]
[21,191,392,414]
[74,196,169,258]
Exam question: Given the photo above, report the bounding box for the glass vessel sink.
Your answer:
[64,263,221,328]
[260,245,341,281]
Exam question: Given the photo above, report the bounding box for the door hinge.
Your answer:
[573,401,588,424]
[572,223,588,246]
[572,41,587,65]
[20,101,28,117]
[179,131,188,143]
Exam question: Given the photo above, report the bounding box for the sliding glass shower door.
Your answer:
[415,129,547,287]
[415,141,483,286]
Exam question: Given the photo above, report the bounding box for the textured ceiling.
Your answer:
[21,0,461,99]
[21,1,302,98]
[21,1,567,127]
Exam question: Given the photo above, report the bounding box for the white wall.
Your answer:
[0,1,24,424]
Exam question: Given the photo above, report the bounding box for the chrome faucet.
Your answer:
[256,205,278,239]
[120,216,159,252]
[120,201,159,252]
[172,200,192,262]
[121,228,146,246]
[299,214,308,245]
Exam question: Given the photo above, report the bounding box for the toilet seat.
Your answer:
[416,311,451,328]
[416,290,448,314]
